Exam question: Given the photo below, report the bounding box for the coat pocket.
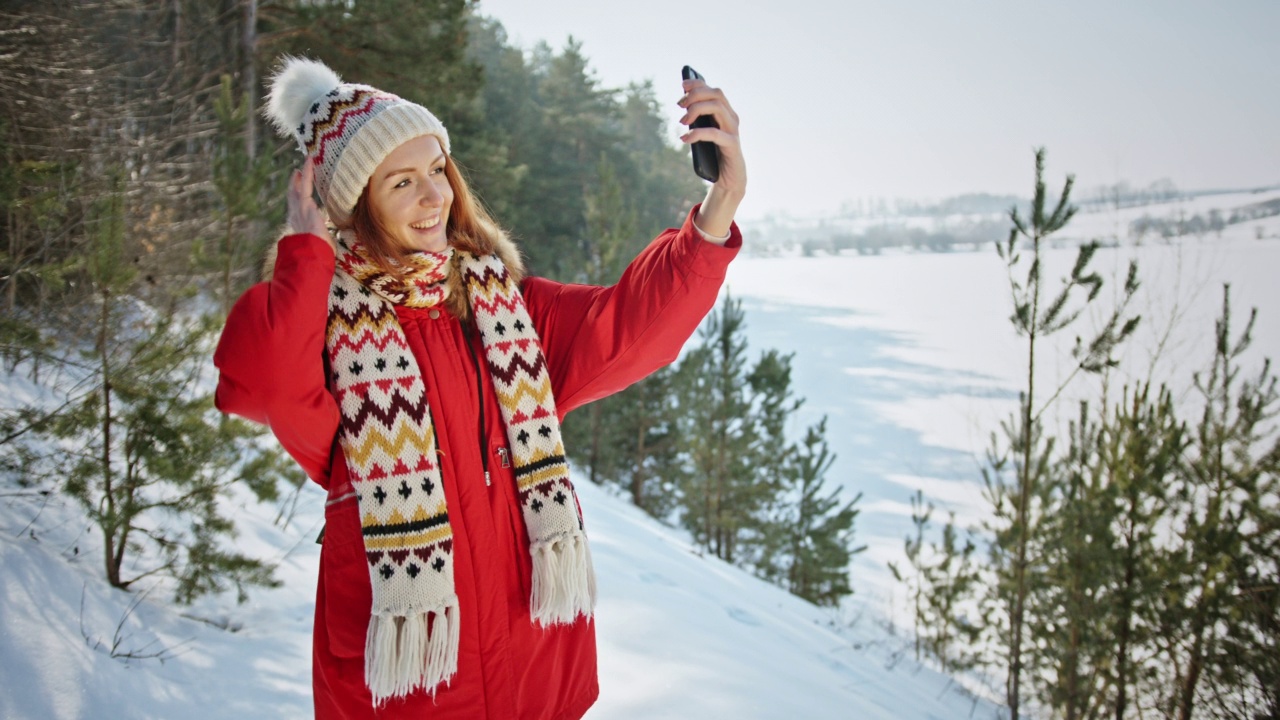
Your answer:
[320,494,372,659]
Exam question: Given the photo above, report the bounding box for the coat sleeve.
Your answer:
[523,205,741,419]
[213,234,341,488]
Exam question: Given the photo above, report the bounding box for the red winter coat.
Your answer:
[213,207,740,720]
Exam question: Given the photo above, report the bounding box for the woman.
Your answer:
[213,56,744,719]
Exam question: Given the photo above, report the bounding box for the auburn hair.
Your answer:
[338,153,521,321]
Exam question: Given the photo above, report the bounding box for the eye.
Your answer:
[430,165,446,176]
[393,178,411,189]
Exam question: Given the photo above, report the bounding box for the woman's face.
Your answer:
[367,134,453,253]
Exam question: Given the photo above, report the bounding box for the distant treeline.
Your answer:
[832,193,1024,219]
[803,219,1008,256]
[1130,197,1280,241]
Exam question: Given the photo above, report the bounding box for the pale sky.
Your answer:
[476,0,1280,221]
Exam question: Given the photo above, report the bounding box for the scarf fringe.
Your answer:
[365,600,461,707]
[529,530,597,625]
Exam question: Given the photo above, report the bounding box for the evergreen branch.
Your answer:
[1045,174,1077,231]
[1031,149,1047,231]
[0,344,96,371]
[1038,285,1075,332]
[0,391,94,446]
[1008,211,1028,245]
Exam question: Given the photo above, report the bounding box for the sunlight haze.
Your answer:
[477,0,1280,220]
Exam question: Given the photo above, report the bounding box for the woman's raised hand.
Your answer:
[287,159,334,250]
[678,77,746,237]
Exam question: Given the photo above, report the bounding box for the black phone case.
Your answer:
[681,65,720,183]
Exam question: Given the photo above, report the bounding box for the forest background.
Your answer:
[1,0,857,624]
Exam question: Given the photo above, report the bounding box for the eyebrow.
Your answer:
[382,154,446,180]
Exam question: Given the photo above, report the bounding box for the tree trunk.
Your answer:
[223,215,234,317]
[1009,332,1037,720]
[172,0,182,67]
[1065,578,1081,720]
[242,0,257,161]
[631,412,647,508]
[1114,523,1137,720]
[585,402,601,485]
[1178,631,1204,720]
[99,287,121,589]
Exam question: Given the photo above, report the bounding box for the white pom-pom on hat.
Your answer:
[265,56,343,138]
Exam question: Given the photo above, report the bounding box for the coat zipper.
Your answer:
[462,324,491,486]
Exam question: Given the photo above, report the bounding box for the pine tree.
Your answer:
[985,148,1140,720]
[208,74,276,318]
[677,295,761,562]
[890,491,982,673]
[620,365,687,518]
[562,155,642,486]
[890,489,934,663]
[462,19,699,282]
[1031,401,1115,720]
[8,179,293,602]
[1099,383,1185,719]
[668,298,861,606]
[925,515,983,674]
[1161,285,1280,720]
[776,419,863,607]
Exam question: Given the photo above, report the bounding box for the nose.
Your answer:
[419,178,442,207]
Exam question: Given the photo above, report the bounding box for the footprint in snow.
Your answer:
[637,571,676,586]
[725,606,761,626]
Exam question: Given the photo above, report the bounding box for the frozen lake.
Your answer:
[725,194,1280,611]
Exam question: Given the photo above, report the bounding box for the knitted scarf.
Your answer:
[324,235,596,706]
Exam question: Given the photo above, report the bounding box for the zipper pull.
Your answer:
[484,470,491,486]
[497,447,511,468]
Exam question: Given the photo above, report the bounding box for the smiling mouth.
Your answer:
[410,218,440,230]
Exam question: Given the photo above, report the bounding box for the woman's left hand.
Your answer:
[679,78,747,237]
[287,159,335,252]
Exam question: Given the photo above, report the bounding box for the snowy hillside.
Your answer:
[0,454,994,719]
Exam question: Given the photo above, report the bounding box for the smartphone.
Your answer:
[681,65,720,183]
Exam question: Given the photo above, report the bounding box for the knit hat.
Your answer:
[264,56,450,223]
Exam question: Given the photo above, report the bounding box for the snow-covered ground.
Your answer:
[3,189,1276,719]
[0,470,991,719]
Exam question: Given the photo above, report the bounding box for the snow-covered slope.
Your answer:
[7,190,1276,719]
[0,464,992,719]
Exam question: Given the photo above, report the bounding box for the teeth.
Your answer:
[410,218,439,230]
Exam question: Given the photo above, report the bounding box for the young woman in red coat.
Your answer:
[213,57,745,719]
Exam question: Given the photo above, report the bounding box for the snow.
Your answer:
[0,472,991,719]
[4,190,1276,718]
[0,483,322,720]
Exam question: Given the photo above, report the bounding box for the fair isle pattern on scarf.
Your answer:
[326,241,459,704]
[459,250,597,625]
[325,237,595,707]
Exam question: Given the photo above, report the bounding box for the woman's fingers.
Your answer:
[298,158,315,197]
[680,77,708,94]
[678,82,740,137]
[678,99,739,134]
[679,75,745,231]
[285,159,333,249]
[679,85,735,113]
[677,85,742,154]
[679,125,736,147]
